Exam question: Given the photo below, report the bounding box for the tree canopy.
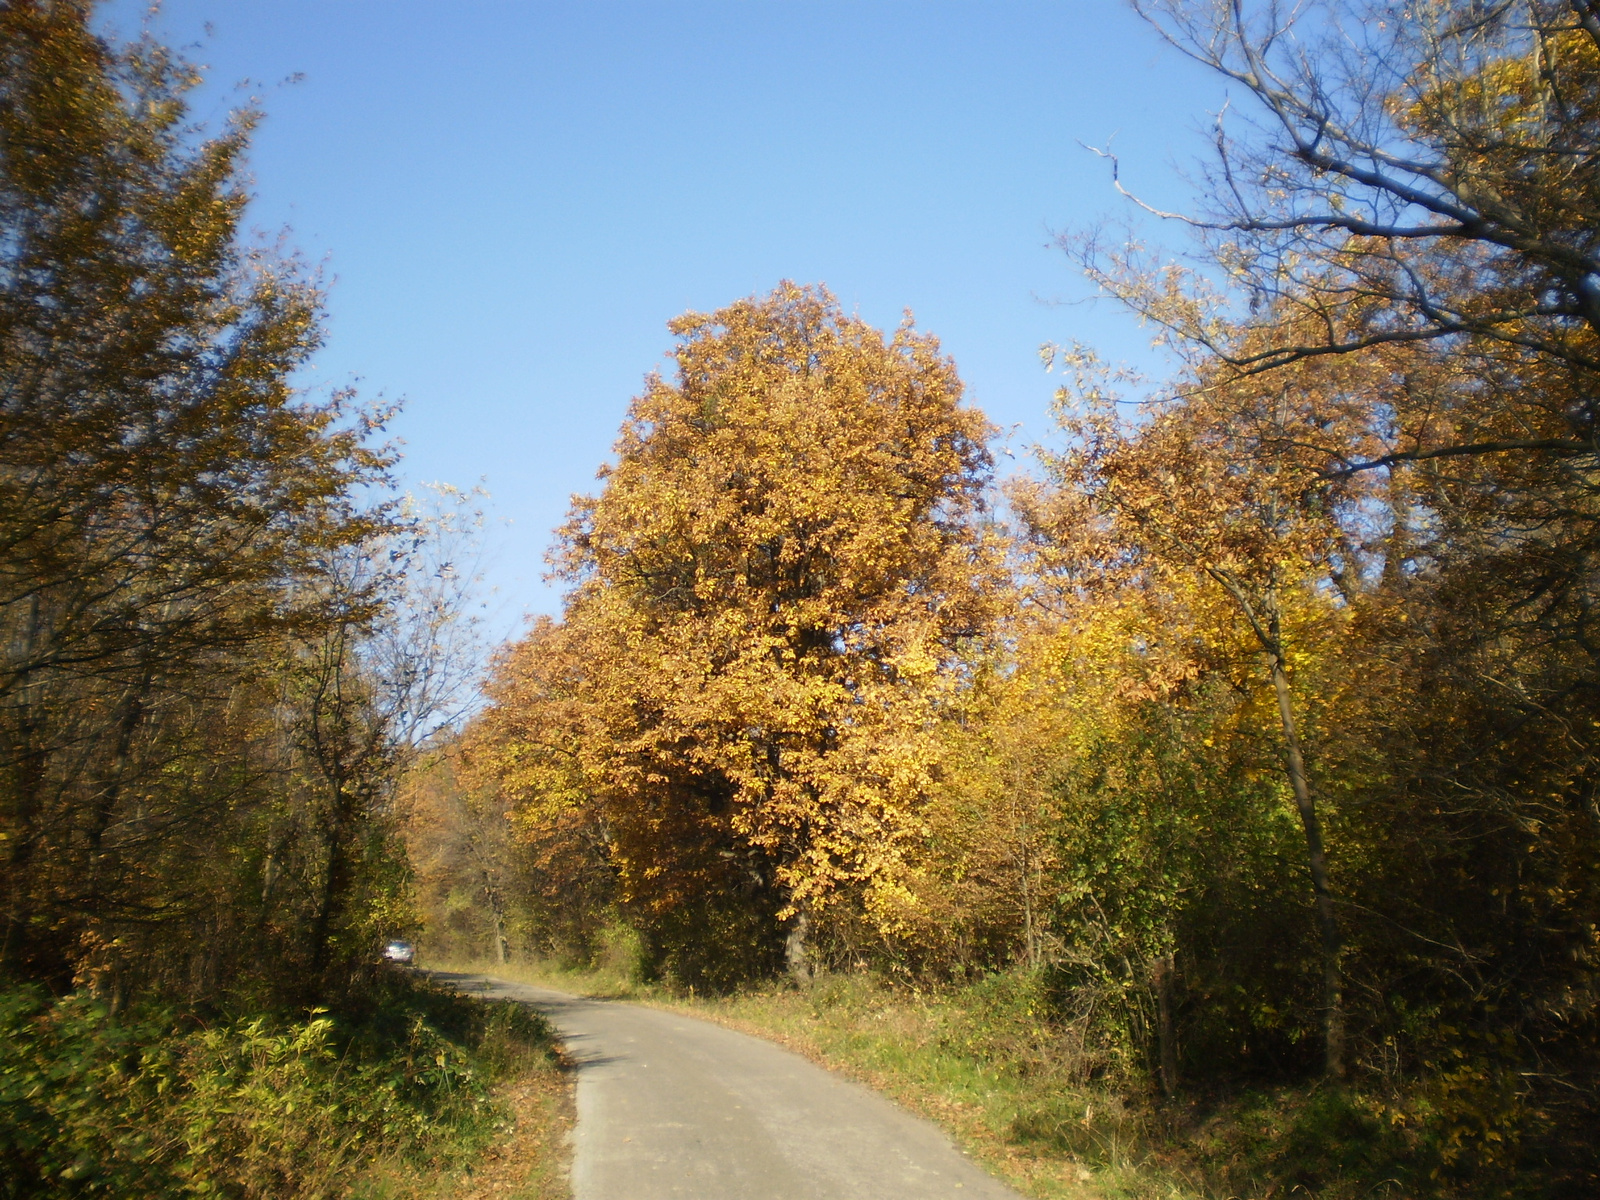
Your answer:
[0,0,464,1006]
[470,284,1003,984]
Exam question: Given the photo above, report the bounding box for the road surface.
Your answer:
[432,971,1024,1200]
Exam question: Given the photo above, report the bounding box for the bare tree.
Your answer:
[288,485,491,989]
[1083,0,1600,474]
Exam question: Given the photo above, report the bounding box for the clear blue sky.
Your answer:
[103,2,1223,625]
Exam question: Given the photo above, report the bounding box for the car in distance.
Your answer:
[383,939,415,964]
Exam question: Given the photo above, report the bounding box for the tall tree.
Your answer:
[1033,345,1357,1076]
[0,0,388,994]
[1060,0,1600,1099]
[481,284,1002,984]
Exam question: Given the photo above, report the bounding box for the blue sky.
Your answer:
[104,2,1224,625]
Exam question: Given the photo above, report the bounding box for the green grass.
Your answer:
[429,955,1182,1199]
[351,1056,572,1200]
[434,952,1540,1200]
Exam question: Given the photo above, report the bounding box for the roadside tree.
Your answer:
[479,284,1003,985]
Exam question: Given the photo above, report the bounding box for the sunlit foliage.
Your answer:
[470,284,1003,985]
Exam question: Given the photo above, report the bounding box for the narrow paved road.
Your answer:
[433,972,1023,1200]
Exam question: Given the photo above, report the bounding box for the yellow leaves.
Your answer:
[475,284,1005,937]
[891,642,939,680]
[1399,24,1600,161]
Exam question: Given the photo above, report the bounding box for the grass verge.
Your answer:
[428,957,1166,1200]
[352,1038,573,1200]
[433,955,1531,1200]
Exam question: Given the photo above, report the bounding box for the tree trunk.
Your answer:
[260,848,280,907]
[1012,772,1040,969]
[482,868,509,965]
[1268,647,1346,1080]
[1207,565,1346,1080]
[785,904,812,985]
[1380,466,1411,591]
[309,831,347,980]
[1,709,50,976]
[1152,952,1179,1098]
[309,774,353,987]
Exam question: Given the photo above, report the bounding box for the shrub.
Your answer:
[0,979,553,1199]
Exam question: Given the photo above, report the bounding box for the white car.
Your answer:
[383,939,415,964]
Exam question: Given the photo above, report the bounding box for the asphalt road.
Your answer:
[432,971,1024,1200]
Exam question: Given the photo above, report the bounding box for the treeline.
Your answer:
[0,0,475,1010]
[1,6,532,1197]
[452,2,1600,1193]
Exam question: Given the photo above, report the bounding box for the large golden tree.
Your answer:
[476,284,1002,982]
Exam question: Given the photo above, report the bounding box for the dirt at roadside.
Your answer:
[456,1055,576,1200]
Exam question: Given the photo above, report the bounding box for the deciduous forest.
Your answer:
[0,5,559,1198]
[4,0,1599,1198]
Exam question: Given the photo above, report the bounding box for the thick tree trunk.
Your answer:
[785,905,812,985]
[309,831,347,981]
[259,848,280,909]
[87,685,148,856]
[309,774,353,986]
[483,869,509,965]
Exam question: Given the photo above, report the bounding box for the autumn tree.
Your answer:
[1079,0,1600,714]
[1037,0,1600,1153]
[914,642,1068,978]
[463,616,620,966]
[401,747,520,964]
[1021,341,1364,1077]
[0,1,449,1004]
[1018,550,1332,1094]
[279,485,494,991]
[476,284,1002,985]
[1054,0,1600,1090]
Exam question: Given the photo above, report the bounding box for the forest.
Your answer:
[4,0,1599,1198]
[0,5,558,1198]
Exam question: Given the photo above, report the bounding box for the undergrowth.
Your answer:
[0,971,561,1200]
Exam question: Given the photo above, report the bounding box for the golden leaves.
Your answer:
[477,284,1002,930]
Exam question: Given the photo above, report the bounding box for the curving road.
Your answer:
[433,972,1024,1200]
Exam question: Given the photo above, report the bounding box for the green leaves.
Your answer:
[0,982,538,1200]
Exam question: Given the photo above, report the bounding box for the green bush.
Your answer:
[0,979,554,1199]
